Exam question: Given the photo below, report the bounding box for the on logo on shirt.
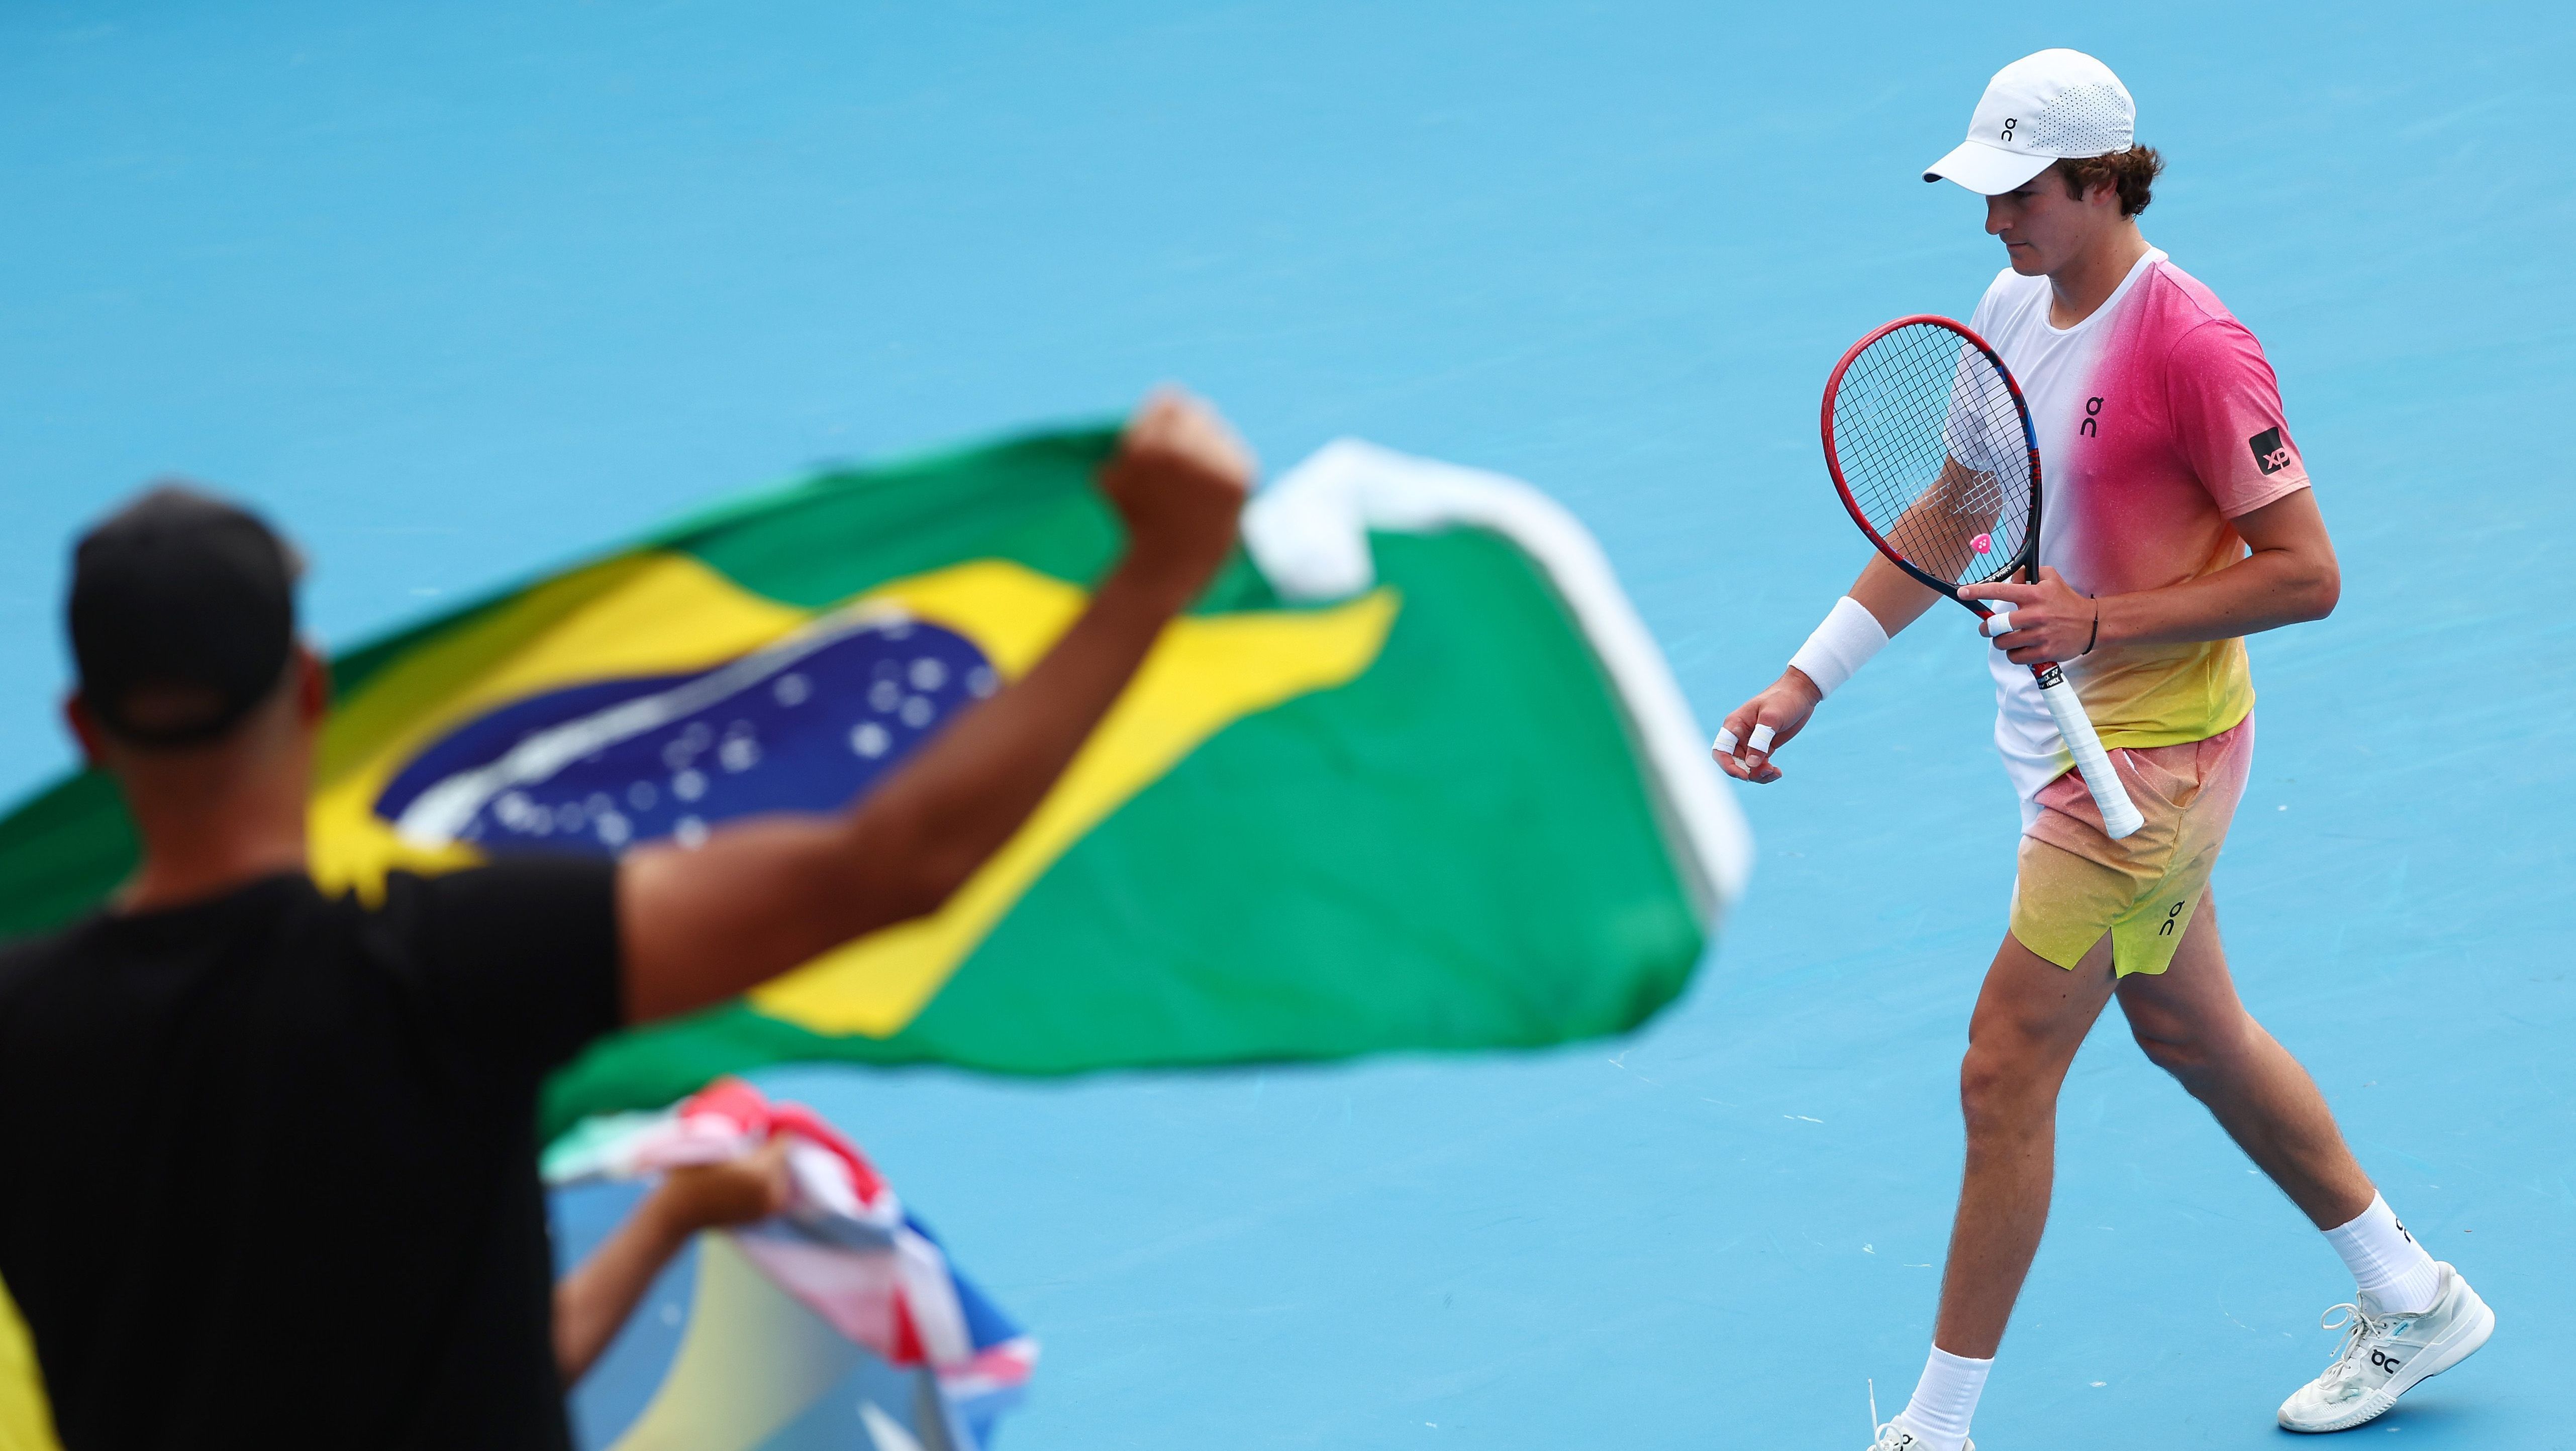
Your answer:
[2248,426,2293,476]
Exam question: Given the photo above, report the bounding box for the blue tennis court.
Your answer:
[4,4,2571,1445]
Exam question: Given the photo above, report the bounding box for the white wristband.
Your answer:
[1787,596,1890,699]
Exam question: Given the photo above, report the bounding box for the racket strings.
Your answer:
[1830,323,2035,588]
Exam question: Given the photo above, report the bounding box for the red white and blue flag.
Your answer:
[546,1079,1035,1450]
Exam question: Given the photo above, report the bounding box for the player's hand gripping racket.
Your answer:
[1821,316,2144,840]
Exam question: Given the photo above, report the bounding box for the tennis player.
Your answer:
[1711,50,2490,1447]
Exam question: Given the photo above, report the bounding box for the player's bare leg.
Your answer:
[2116,894,2493,1430]
[2113,895,2371,1228]
[1929,929,2120,1358]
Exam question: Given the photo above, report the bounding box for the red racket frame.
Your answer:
[1814,313,2146,840]
[1819,314,2045,621]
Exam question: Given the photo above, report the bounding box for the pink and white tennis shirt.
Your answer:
[1967,248,2314,804]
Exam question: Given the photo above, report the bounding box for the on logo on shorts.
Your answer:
[2248,426,2293,476]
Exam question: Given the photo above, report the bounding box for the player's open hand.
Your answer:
[1963,566,2098,665]
[1712,669,1824,784]
[1100,387,1255,611]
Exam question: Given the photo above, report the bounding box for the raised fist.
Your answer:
[1098,387,1254,609]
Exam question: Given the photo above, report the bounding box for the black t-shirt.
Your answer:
[0,860,622,1449]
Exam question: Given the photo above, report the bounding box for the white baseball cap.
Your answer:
[1922,49,2135,195]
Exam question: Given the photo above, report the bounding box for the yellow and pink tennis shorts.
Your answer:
[2011,713,2254,977]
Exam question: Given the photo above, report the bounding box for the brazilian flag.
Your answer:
[0,428,1747,1136]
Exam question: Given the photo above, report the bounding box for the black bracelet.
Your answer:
[2084,594,2100,656]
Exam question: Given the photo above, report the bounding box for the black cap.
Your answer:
[68,485,300,749]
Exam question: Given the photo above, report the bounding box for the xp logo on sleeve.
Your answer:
[2249,426,2293,476]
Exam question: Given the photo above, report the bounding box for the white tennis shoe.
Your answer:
[2276,1261,2493,1433]
[1865,1417,1968,1451]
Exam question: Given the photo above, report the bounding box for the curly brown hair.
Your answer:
[2053,145,2164,217]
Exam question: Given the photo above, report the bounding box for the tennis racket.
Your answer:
[1821,315,2143,840]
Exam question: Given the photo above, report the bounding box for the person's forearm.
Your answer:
[620,390,1249,1022]
[2095,544,2337,651]
[1847,552,1945,637]
[1769,555,1938,699]
[555,1196,691,1384]
[619,554,1195,1020]
[839,556,1186,910]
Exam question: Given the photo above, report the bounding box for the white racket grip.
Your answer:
[2035,666,2144,840]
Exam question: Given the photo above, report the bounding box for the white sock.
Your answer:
[1898,1345,1991,1451]
[2324,1193,2441,1314]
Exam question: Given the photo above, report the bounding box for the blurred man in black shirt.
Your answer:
[0,391,1252,1450]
